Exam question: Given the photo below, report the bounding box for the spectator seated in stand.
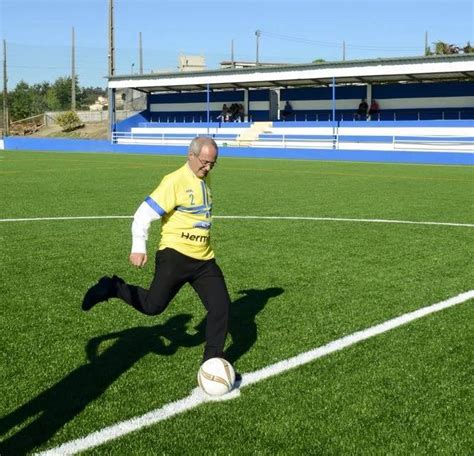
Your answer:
[231,103,240,122]
[355,99,368,120]
[282,101,293,120]
[217,104,230,122]
[368,99,380,120]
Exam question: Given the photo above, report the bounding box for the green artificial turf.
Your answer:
[0,150,472,455]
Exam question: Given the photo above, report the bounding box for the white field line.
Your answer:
[0,215,133,222]
[37,290,474,456]
[0,214,473,227]
[215,215,474,228]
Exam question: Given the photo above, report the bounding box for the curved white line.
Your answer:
[215,215,474,228]
[0,215,472,227]
[0,216,133,222]
[37,290,474,455]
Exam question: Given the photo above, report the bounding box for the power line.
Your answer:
[259,30,434,51]
[260,31,342,48]
[9,64,105,70]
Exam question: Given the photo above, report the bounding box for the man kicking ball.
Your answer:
[82,137,232,365]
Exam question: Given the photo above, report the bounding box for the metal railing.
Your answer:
[113,131,473,152]
[393,136,474,151]
[112,131,240,146]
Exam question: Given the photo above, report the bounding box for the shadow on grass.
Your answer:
[224,287,284,364]
[0,314,201,455]
[0,287,283,454]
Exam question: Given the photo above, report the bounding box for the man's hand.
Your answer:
[129,252,147,268]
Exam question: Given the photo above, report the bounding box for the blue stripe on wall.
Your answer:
[149,91,244,104]
[4,137,473,165]
[249,89,271,101]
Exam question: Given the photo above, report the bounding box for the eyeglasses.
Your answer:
[194,154,217,169]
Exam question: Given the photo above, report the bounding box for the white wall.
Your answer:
[45,110,140,125]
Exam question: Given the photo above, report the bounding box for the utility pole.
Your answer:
[108,0,115,139]
[255,30,261,66]
[425,30,429,55]
[3,39,9,136]
[342,40,346,61]
[231,39,235,68]
[71,27,76,111]
[139,32,143,74]
[108,0,115,77]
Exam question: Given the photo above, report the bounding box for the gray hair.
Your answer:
[188,136,218,157]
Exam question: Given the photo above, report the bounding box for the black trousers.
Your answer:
[116,248,230,362]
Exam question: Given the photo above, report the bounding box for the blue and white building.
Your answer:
[107,54,474,127]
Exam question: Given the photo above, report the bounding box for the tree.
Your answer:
[426,40,473,55]
[5,75,107,121]
[435,41,460,54]
[29,82,50,114]
[45,88,61,111]
[8,80,60,121]
[50,76,77,110]
[463,41,474,53]
[9,81,33,121]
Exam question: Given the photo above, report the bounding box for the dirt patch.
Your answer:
[31,121,109,140]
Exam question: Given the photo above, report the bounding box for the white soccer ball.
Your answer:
[197,357,236,396]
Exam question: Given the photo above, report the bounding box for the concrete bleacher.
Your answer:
[113,119,474,153]
[254,120,474,152]
[114,122,250,147]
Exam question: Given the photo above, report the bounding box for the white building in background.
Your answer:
[89,96,108,111]
[219,61,288,69]
[178,54,206,72]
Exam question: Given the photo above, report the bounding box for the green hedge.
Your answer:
[56,111,84,132]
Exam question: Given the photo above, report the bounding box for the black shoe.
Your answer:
[82,276,118,311]
[234,372,242,384]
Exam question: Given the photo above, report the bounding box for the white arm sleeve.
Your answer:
[131,201,161,254]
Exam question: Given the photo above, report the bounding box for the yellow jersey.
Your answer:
[147,163,214,260]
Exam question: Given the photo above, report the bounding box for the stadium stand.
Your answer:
[109,55,474,155]
[113,119,474,152]
[256,120,474,151]
[139,81,474,124]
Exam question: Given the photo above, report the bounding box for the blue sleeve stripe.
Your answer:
[176,204,207,212]
[145,196,166,216]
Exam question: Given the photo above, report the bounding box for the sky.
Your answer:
[1,0,473,89]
